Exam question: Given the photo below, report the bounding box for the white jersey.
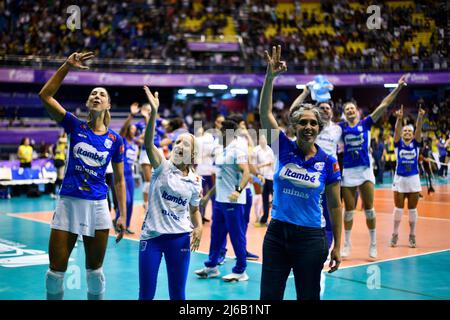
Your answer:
[316,121,342,158]
[195,132,216,176]
[252,145,275,180]
[214,138,248,204]
[141,159,202,240]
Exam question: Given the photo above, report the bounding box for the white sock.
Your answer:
[408,208,418,236]
[344,230,352,245]
[369,229,377,246]
[253,194,262,222]
[393,207,403,235]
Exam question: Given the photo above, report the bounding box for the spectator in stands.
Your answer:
[17,137,33,168]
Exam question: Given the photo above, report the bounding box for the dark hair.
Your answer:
[316,100,334,109]
[288,103,325,133]
[20,137,29,145]
[168,118,184,132]
[343,101,358,110]
[227,113,245,125]
[221,119,239,131]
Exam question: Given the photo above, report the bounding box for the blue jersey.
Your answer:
[59,112,124,200]
[123,138,139,176]
[136,120,164,149]
[339,116,373,169]
[271,131,341,228]
[395,139,420,177]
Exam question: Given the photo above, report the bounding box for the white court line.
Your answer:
[338,248,450,270]
[374,211,450,221]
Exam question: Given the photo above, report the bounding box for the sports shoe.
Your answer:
[369,243,377,258]
[222,272,249,282]
[409,235,416,248]
[341,242,352,257]
[390,234,399,247]
[125,228,135,235]
[195,266,220,279]
[246,251,259,261]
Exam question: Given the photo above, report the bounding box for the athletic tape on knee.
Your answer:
[408,209,418,223]
[86,267,105,296]
[344,210,354,222]
[394,208,403,221]
[143,182,150,194]
[365,209,376,220]
[46,269,65,296]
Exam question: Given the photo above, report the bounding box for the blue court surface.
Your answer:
[1,181,450,300]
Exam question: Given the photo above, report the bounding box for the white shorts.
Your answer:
[139,150,151,165]
[139,148,165,166]
[392,174,422,193]
[342,166,375,187]
[51,196,112,237]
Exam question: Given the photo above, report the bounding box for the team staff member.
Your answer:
[39,52,127,300]
[195,119,251,282]
[259,46,342,300]
[139,86,202,300]
[390,105,425,248]
[339,75,407,259]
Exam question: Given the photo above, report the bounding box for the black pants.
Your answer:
[439,155,447,177]
[260,219,328,300]
[260,179,273,224]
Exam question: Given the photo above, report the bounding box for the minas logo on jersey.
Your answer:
[280,163,321,188]
[73,142,108,167]
[399,149,417,160]
[162,190,187,207]
[344,134,364,147]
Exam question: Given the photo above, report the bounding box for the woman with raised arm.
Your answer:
[390,105,425,248]
[339,75,407,259]
[258,45,342,300]
[38,52,127,300]
[113,102,140,234]
[139,86,203,300]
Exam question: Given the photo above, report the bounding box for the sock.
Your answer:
[344,230,352,245]
[393,207,403,235]
[253,194,262,221]
[369,229,377,246]
[408,208,418,236]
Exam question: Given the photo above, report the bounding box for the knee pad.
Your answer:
[86,267,105,298]
[344,210,354,222]
[143,182,150,194]
[394,208,403,221]
[46,269,65,299]
[365,209,376,220]
[408,209,418,222]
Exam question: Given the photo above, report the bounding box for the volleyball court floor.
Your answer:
[1,177,449,300]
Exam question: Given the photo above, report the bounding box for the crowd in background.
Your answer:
[0,0,447,72]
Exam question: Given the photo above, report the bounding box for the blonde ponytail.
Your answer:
[104,109,111,128]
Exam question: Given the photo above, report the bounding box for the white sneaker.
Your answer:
[369,243,377,258]
[341,242,352,257]
[222,272,249,282]
[194,266,220,279]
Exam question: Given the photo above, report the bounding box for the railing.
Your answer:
[0,55,448,74]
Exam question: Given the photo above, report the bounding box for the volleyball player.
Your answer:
[340,75,407,259]
[391,105,425,248]
[39,52,127,300]
[52,132,67,197]
[113,103,140,234]
[139,86,203,300]
[259,46,342,300]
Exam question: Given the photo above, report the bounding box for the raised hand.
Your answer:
[65,52,94,70]
[130,102,140,115]
[398,74,407,87]
[418,105,426,117]
[395,105,404,118]
[143,86,159,114]
[264,45,287,79]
